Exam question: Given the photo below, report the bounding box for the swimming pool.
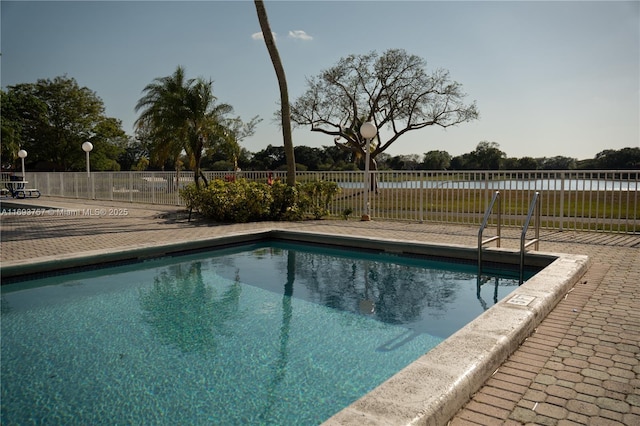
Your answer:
[2,239,532,425]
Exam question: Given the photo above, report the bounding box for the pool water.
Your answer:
[1,242,531,425]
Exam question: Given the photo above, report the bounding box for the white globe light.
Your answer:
[360,122,377,139]
[18,149,28,159]
[82,142,94,152]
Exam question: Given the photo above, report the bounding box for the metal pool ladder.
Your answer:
[477,191,541,285]
[519,191,541,284]
[478,191,501,276]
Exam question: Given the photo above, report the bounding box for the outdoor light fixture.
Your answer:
[359,121,377,221]
[82,142,93,178]
[17,149,28,179]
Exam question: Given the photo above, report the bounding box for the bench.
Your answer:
[0,178,41,199]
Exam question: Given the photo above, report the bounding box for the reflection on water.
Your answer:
[139,251,300,422]
[139,262,242,353]
[259,251,295,422]
[476,276,500,311]
[135,243,522,354]
[209,243,525,339]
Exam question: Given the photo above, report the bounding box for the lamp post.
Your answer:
[82,142,94,199]
[17,149,28,180]
[82,142,93,178]
[359,122,377,221]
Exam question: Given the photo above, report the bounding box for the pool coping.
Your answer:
[0,228,590,425]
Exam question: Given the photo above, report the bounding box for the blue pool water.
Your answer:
[1,242,532,425]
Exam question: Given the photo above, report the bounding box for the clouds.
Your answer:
[288,30,313,41]
[251,30,313,41]
[251,31,274,40]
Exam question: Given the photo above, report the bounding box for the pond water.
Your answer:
[340,178,638,191]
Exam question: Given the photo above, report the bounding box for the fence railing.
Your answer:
[22,170,639,234]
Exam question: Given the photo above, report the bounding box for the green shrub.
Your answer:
[341,207,353,220]
[180,178,340,222]
[269,182,303,221]
[298,180,341,219]
[180,184,199,212]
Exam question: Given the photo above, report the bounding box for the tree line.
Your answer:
[232,141,640,172]
[2,73,637,175]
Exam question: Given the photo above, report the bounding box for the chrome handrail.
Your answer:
[478,191,501,276]
[520,192,541,284]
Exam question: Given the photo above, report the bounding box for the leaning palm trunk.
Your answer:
[254,0,296,186]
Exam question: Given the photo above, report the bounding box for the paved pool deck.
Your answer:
[1,197,638,425]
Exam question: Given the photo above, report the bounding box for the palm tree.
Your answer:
[253,0,296,186]
[135,66,188,183]
[135,66,231,188]
[182,79,232,187]
[135,119,183,172]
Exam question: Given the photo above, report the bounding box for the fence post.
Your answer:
[175,172,180,206]
[419,171,424,223]
[151,172,156,204]
[109,173,114,201]
[129,171,133,202]
[484,171,490,212]
[559,171,565,231]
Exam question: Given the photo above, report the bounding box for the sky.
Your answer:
[2,0,639,161]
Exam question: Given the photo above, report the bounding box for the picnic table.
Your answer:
[0,175,41,199]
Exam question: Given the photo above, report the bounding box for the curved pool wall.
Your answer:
[0,230,590,425]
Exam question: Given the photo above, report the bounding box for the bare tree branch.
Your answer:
[291,49,479,162]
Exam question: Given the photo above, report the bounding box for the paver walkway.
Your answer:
[1,197,638,425]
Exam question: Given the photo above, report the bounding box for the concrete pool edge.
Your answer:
[0,228,590,426]
[0,230,274,280]
[0,228,554,280]
[321,246,590,425]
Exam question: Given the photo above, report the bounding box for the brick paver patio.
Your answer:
[1,197,638,425]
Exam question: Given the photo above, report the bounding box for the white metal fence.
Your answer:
[22,170,640,233]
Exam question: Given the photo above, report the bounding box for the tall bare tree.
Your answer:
[291,49,479,173]
[253,0,296,185]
